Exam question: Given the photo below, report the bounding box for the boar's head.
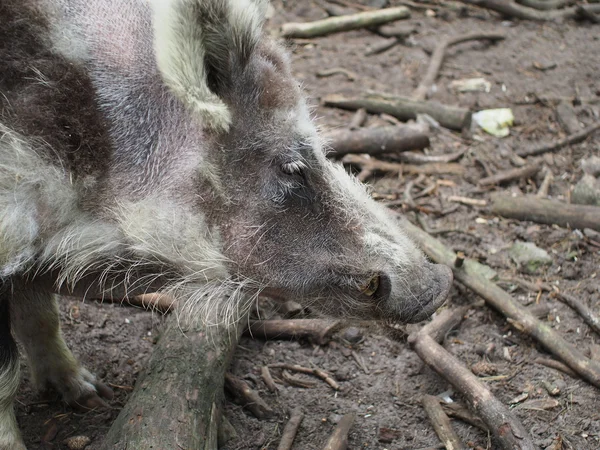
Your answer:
[150,0,452,323]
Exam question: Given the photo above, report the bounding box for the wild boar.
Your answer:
[0,0,452,447]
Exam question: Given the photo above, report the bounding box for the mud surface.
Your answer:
[18,1,600,449]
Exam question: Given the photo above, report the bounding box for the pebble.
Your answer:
[64,436,91,450]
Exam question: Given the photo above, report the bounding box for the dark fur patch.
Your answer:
[0,0,112,207]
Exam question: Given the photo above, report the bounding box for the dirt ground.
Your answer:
[17,1,600,449]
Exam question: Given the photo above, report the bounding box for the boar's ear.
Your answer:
[150,0,268,132]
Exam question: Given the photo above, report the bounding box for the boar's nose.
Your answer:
[402,263,453,323]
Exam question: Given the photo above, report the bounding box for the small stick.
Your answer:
[342,154,465,180]
[224,373,274,419]
[517,121,600,157]
[398,216,600,389]
[325,125,430,157]
[351,350,370,374]
[316,68,358,81]
[103,293,178,313]
[396,149,466,165]
[408,304,475,345]
[533,357,577,378]
[447,196,487,207]
[281,370,317,388]
[268,363,340,390]
[348,108,368,130]
[490,194,600,232]
[322,413,356,450]
[478,165,540,187]
[280,7,410,39]
[365,37,400,56]
[441,402,489,432]
[537,168,553,197]
[277,408,305,450]
[412,32,505,101]
[422,395,465,450]
[244,319,342,346]
[323,93,471,131]
[552,290,600,337]
[261,366,279,393]
[516,0,569,10]
[457,0,600,21]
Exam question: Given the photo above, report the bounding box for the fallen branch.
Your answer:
[413,32,505,101]
[101,314,240,449]
[280,7,410,39]
[422,395,465,450]
[396,149,466,164]
[398,216,600,389]
[409,307,536,450]
[533,357,577,378]
[244,319,341,345]
[100,292,178,313]
[323,93,471,131]
[516,0,570,10]
[490,194,600,232]
[517,121,600,157]
[478,165,540,187]
[261,366,279,393]
[277,408,304,450]
[224,373,274,419]
[269,363,340,390]
[325,125,430,157]
[447,195,487,207]
[537,168,553,197]
[457,0,600,21]
[441,401,489,432]
[342,154,465,182]
[349,108,368,130]
[322,413,356,450]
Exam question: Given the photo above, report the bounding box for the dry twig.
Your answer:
[224,373,274,419]
[322,413,356,450]
[537,168,553,197]
[478,165,540,187]
[268,363,340,390]
[261,366,279,393]
[533,357,577,378]
[397,149,466,164]
[457,0,600,21]
[277,408,304,450]
[517,121,600,157]
[412,32,505,101]
[280,7,410,39]
[447,196,487,207]
[244,319,341,345]
[422,395,465,450]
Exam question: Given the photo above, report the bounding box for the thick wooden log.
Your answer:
[490,194,600,232]
[101,313,240,450]
[323,93,471,131]
[325,125,430,157]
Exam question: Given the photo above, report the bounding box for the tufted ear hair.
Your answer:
[150,0,269,132]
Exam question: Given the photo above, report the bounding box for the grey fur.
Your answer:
[0,0,452,445]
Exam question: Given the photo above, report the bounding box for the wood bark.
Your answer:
[325,125,429,157]
[323,93,471,131]
[101,313,240,450]
[490,194,600,232]
[422,394,465,450]
[458,0,600,20]
[280,7,410,38]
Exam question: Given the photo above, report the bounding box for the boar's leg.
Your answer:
[9,282,113,410]
[0,294,26,450]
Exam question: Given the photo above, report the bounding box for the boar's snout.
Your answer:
[383,262,453,323]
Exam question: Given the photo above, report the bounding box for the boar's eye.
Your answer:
[281,160,307,176]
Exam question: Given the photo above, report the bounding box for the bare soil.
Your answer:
[18,1,600,449]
